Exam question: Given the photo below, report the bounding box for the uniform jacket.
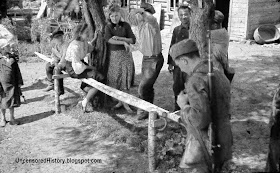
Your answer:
[180,60,232,169]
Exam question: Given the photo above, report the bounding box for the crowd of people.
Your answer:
[0,0,279,172]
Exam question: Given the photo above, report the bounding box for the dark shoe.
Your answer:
[43,85,54,92]
[111,102,123,110]
[9,119,20,125]
[58,91,64,96]
[137,110,149,120]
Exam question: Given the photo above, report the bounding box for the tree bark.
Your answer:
[83,0,108,107]
[0,0,7,19]
[84,0,107,72]
[189,0,214,59]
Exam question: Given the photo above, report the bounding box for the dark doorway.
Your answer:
[215,0,230,29]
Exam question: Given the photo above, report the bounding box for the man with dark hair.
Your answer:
[43,29,68,95]
[168,5,191,111]
[130,2,164,120]
[170,39,232,172]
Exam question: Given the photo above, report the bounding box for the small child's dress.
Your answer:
[0,51,23,109]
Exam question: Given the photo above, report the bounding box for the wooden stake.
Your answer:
[54,66,61,114]
[148,111,157,172]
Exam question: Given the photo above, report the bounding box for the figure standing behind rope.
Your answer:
[170,39,232,172]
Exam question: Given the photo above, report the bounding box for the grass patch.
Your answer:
[64,104,147,152]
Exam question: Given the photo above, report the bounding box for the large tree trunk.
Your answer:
[0,0,7,19]
[189,0,214,59]
[83,0,108,107]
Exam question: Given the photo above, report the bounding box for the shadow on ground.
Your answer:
[51,124,148,173]
[22,79,48,92]
[228,52,280,172]
[17,110,55,125]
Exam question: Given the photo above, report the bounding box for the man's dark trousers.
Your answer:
[173,65,187,111]
[138,53,164,103]
[45,62,64,94]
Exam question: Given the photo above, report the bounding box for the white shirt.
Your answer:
[65,40,92,74]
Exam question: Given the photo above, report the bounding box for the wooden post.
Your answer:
[148,111,157,172]
[127,0,130,11]
[54,66,61,114]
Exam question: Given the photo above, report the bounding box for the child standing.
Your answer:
[0,43,23,127]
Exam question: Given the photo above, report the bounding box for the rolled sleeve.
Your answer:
[139,23,154,56]
[125,22,136,44]
[181,77,211,130]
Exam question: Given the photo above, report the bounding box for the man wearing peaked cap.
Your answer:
[140,2,156,14]
[169,39,198,62]
[170,39,232,172]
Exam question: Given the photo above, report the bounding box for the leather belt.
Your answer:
[144,53,162,58]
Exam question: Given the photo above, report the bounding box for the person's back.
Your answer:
[211,67,233,171]
[266,85,280,172]
[211,28,229,73]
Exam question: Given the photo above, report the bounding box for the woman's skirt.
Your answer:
[0,58,23,109]
[65,60,102,90]
[107,50,134,91]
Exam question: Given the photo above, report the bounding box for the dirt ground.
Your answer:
[0,29,280,173]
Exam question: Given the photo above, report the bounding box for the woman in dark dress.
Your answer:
[105,4,136,113]
[0,43,23,127]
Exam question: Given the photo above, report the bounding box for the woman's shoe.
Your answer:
[123,103,134,114]
[81,100,87,113]
[77,101,86,113]
[0,120,6,127]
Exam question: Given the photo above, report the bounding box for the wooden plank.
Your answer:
[35,52,181,123]
[232,0,248,3]
[53,74,71,79]
[154,0,167,2]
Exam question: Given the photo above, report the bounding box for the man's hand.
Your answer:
[168,64,174,73]
[96,72,104,81]
[177,91,189,109]
[133,8,145,15]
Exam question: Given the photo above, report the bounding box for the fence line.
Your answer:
[35,51,182,172]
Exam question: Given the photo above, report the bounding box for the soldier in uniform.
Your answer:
[210,10,234,82]
[169,39,233,172]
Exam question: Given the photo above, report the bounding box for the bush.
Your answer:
[1,17,31,41]
[17,41,43,63]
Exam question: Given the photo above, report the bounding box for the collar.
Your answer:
[179,24,189,30]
